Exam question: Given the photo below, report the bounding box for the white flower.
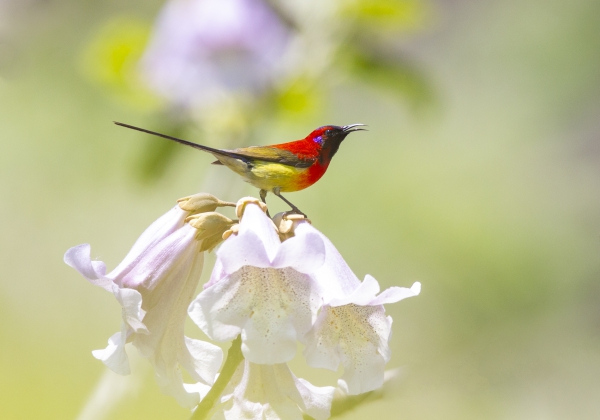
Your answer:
[140,0,291,110]
[64,205,224,408]
[188,202,326,364]
[303,270,421,395]
[214,361,335,420]
[66,192,422,416]
[276,220,421,395]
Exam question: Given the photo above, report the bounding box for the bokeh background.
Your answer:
[2,0,600,419]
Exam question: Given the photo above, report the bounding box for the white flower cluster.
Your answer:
[65,195,420,419]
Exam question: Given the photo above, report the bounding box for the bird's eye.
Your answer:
[325,129,333,136]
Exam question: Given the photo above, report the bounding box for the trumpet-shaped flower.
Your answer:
[214,361,335,420]
[140,0,291,109]
[303,272,421,395]
[64,205,228,408]
[67,192,422,419]
[189,202,326,364]
[268,220,420,395]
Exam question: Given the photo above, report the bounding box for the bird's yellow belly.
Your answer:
[215,155,316,192]
[244,161,309,192]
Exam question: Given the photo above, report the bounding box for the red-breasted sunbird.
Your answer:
[115,122,366,215]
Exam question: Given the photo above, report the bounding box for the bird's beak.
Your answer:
[342,124,368,133]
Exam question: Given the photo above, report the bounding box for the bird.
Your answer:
[114,122,367,216]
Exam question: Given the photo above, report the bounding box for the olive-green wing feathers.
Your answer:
[213,146,316,169]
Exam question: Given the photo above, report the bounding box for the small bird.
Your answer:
[115,122,367,215]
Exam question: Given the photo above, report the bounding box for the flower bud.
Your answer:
[186,212,236,252]
[222,224,240,241]
[236,197,268,219]
[272,212,311,241]
[177,193,235,213]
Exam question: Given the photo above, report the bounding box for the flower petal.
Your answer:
[303,224,361,304]
[215,203,287,276]
[203,256,227,289]
[183,382,212,402]
[153,356,203,408]
[301,310,340,372]
[337,343,387,395]
[303,304,392,395]
[368,281,421,306]
[327,274,381,307]
[238,203,280,260]
[189,275,246,342]
[271,223,325,274]
[190,266,319,363]
[92,329,130,375]
[113,287,148,334]
[241,307,297,364]
[64,244,111,291]
[217,230,272,274]
[293,377,336,420]
[126,229,223,406]
[64,206,189,292]
[118,224,197,291]
[181,336,223,385]
[219,361,334,420]
[108,206,188,282]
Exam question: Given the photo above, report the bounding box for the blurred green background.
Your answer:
[2,0,600,419]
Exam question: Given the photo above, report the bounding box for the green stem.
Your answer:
[190,336,244,420]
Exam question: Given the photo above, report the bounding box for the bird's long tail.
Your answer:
[114,122,241,162]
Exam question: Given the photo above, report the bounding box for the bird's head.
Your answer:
[308,124,367,164]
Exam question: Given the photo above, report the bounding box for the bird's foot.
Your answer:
[259,189,271,217]
[270,188,307,218]
[272,209,309,239]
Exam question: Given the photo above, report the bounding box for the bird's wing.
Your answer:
[227,146,316,168]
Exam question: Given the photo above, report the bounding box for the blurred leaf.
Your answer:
[341,0,431,33]
[274,78,325,120]
[78,16,163,112]
[340,45,436,114]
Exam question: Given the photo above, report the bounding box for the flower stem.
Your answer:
[190,335,244,420]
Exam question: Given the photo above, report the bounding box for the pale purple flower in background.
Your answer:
[188,203,326,364]
[214,361,335,420]
[64,206,223,408]
[140,0,291,110]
